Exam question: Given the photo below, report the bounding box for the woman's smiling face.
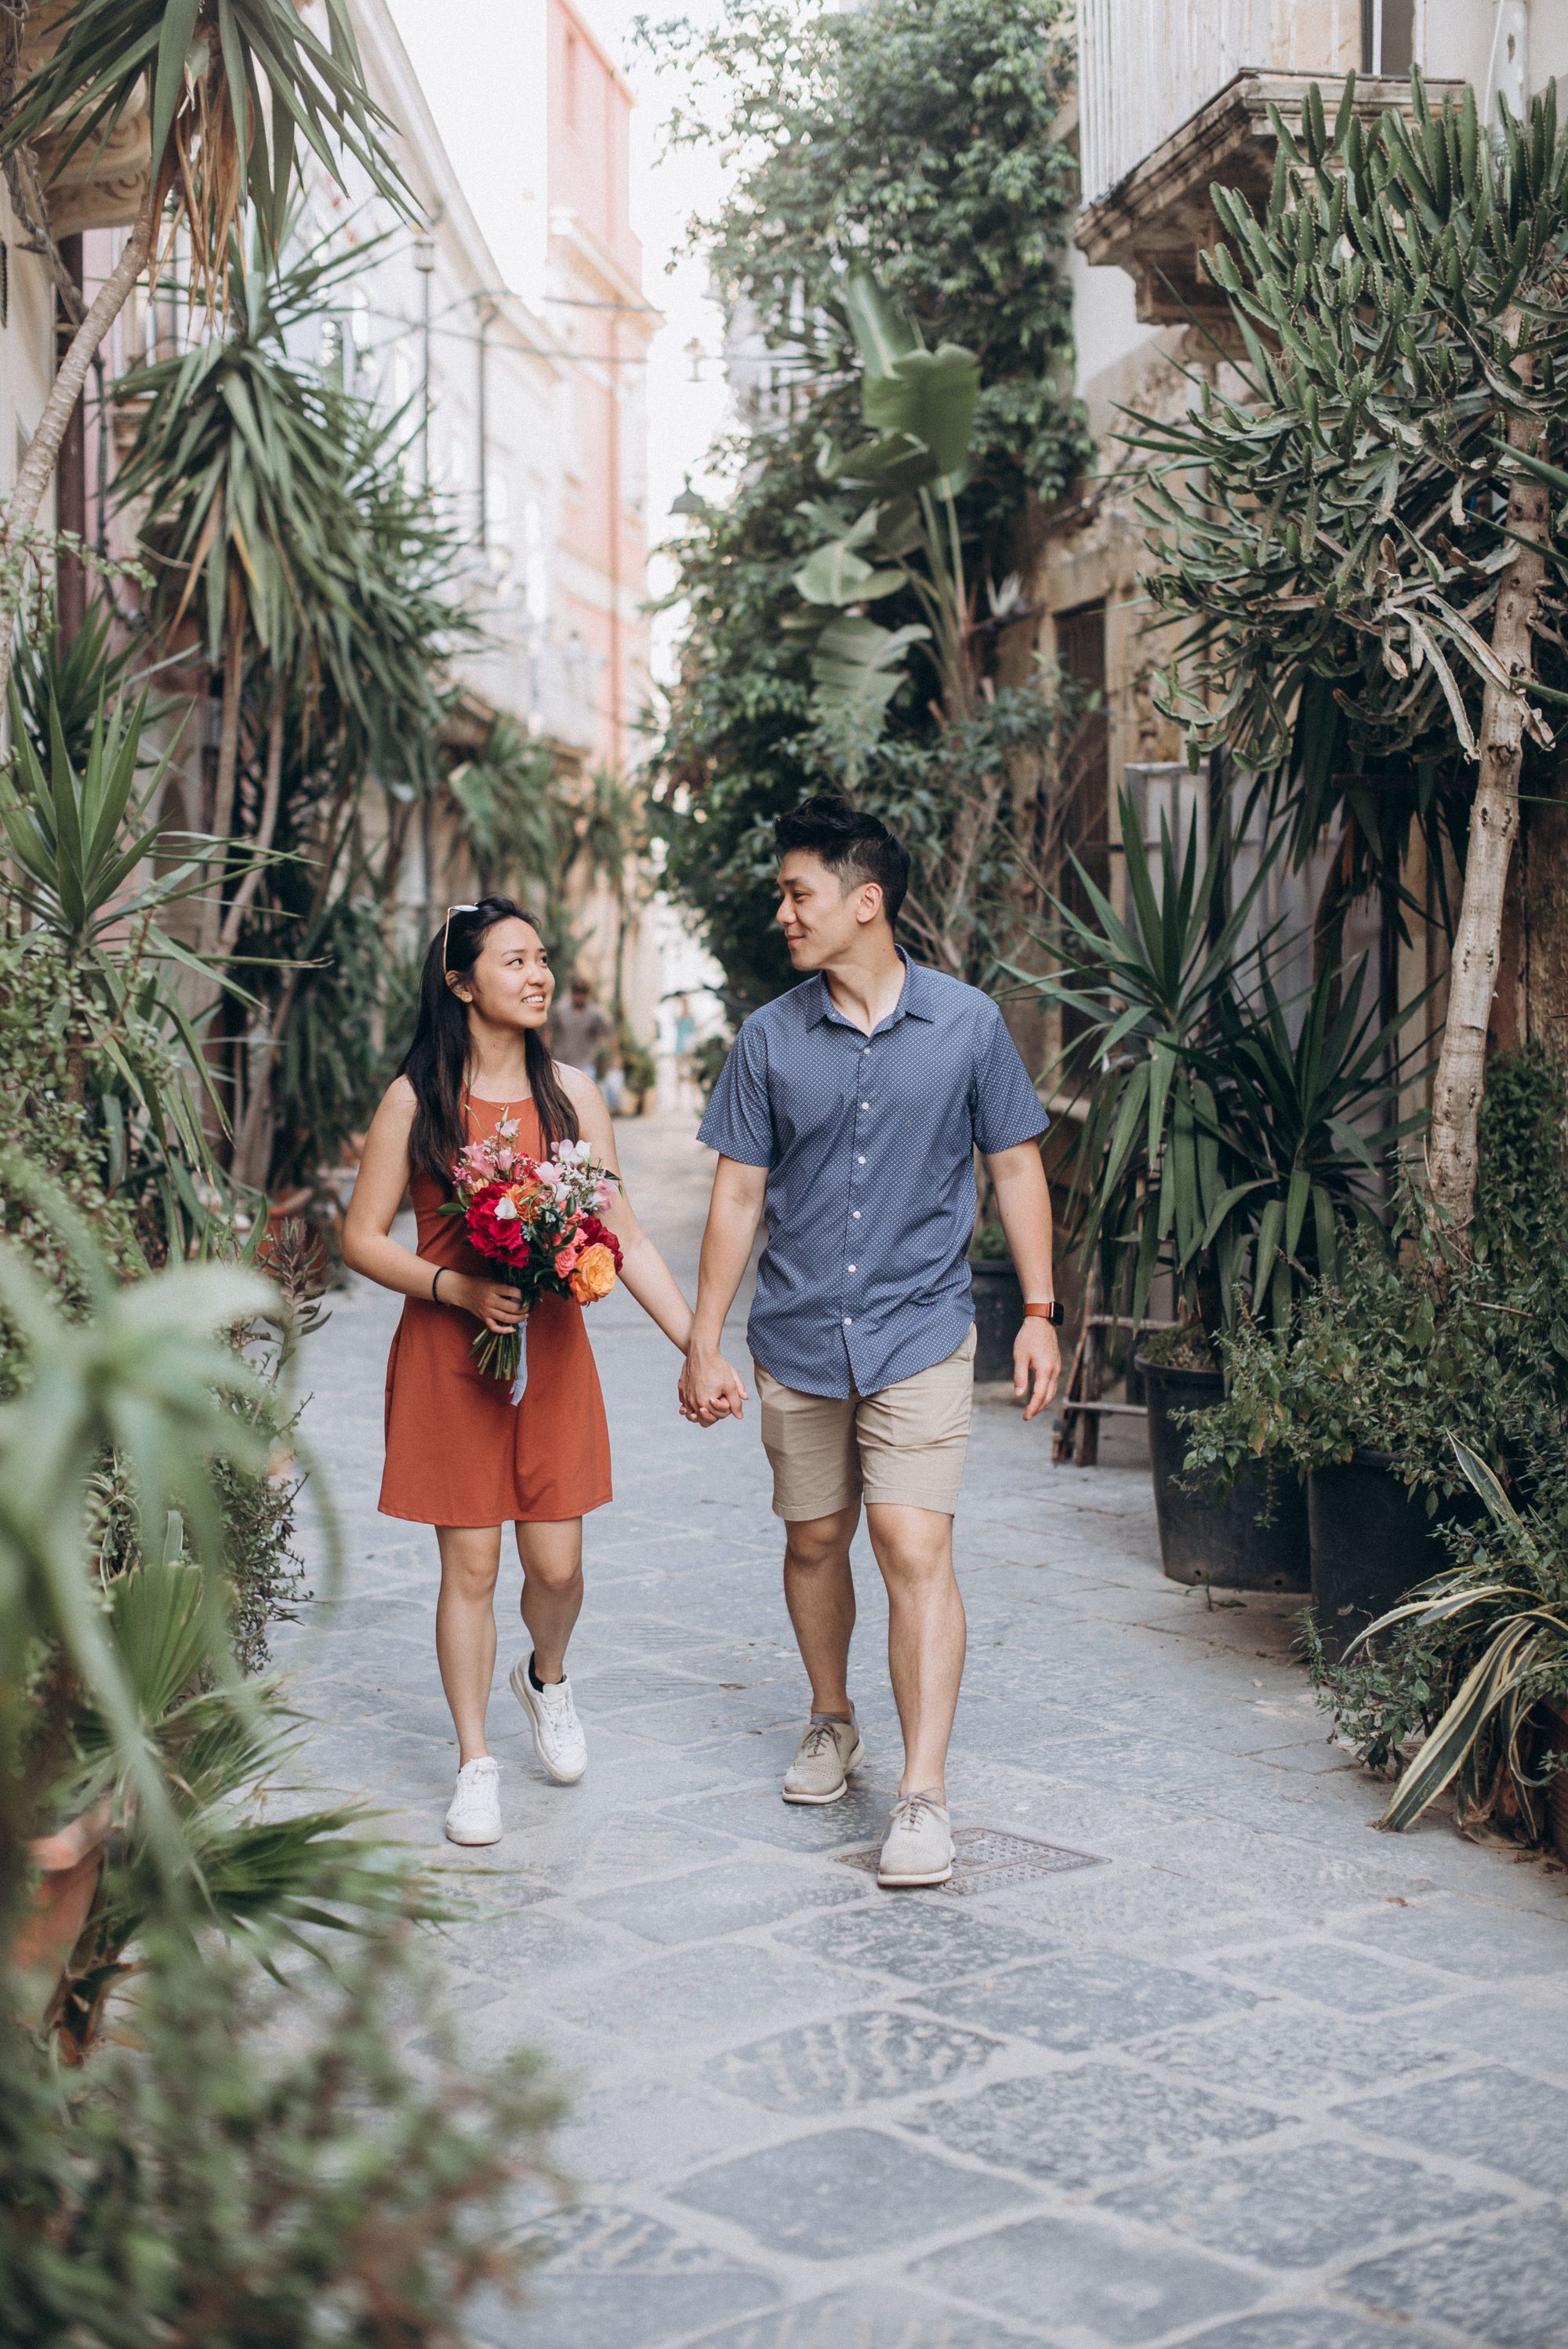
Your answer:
[451,917,554,1032]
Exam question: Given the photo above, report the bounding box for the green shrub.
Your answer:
[1,1923,563,2346]
[1182,1048,1568,1530]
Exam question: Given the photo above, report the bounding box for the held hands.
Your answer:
[1014,1318,1062,1423]
[680,1338,748,1428]
[444,1273,527,1336]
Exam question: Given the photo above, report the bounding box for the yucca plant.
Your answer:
[0,681,252,1243]
[1350,1436,1568,1836]
[111,224,456,961]
[1013,793,1428,1330]
[0,0,407,717]
[1203,954,1432,1321]
[1131,70,1568,1234]
[447,714,567,902]
[1009,793,1273,1328]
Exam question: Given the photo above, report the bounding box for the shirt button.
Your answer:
[860,1102,869,1110]
[844,1316,852,1326]
[848,1263,856,1273]
[857,1155,866,1165]
[852,1211,861,1219]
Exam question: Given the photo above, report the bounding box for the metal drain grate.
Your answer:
[834,1824,1107,1897]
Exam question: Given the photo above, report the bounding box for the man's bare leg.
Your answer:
[782,1504,860,1718]
[865,1502,965,1795]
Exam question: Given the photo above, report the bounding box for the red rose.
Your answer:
[464,1181,535,1268]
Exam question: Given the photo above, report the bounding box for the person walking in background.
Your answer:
[680,797,1062,1888]
[551,974,612,1078]
[672,994,699,1112]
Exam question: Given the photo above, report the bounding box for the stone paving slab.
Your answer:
[283,1114,1568,2347]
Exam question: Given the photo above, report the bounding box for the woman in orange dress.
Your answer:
[343,899,695,1846]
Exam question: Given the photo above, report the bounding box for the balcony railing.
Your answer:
[1076,0,1264,208]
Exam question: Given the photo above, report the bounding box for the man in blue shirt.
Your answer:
[682,797,1062,1887]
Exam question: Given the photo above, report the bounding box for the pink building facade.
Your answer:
[546,0,653,778]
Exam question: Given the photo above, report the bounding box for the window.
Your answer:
[1363,0,1415,76]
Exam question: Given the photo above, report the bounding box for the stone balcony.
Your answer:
[1076,68,1463,330]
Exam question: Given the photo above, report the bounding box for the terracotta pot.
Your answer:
[265,1185,314,1234]
[11,1798,114,2022]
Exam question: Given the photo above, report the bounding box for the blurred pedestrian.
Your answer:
[552,975,612,1078]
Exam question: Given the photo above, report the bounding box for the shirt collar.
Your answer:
[809,949,937,1033]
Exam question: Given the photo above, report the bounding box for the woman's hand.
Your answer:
[443,1272,526,1334]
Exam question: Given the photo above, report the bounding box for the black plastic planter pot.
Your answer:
[1138,1353,1311,1592]
[971,1259,1023,1381]
[1307,1449,1457,1661]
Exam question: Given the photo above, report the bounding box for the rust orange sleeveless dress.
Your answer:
[379,1096,612,1526]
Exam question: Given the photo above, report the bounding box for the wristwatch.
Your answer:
[1024,1300,1065,1326]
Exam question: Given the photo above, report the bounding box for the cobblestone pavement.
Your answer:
[285,1115,1568,2349]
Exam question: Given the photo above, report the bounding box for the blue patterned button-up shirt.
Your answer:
[698,953,1048,1398]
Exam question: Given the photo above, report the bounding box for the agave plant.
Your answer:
[1351,1436,1568,1837]
[49,1550,427,2056]
[0,1185,276,1903]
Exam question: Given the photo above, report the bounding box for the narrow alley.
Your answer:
[283,1116,1568,2349]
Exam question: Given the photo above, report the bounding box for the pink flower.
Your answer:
[554,1243,582,1278]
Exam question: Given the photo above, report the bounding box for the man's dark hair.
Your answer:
[774,794,909,926]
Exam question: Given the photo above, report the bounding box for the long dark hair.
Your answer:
[401,897,579,1186]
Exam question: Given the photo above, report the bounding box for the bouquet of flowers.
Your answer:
[443,1117,622,1400]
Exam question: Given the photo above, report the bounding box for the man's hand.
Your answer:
[680,1338,749,1427]
[1014,1319,1061,1423]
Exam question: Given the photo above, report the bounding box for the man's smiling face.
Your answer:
[775,848,881,970]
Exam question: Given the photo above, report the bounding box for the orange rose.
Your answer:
[568,1243,617,1303]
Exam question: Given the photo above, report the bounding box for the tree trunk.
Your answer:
[0,179,159,717]
[219,689,285,956]
[201,597,245,957]
[1426,398,1550,1232]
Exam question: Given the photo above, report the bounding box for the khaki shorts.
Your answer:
[753,1327,977,1521]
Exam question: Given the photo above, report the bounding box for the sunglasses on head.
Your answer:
[442,903,480,970]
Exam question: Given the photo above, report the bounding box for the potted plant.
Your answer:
[1187,1047,1568,1654]
[968,1217,1023,1381]
[1316,1436,1568,1846]
[1011,797,1421,1588]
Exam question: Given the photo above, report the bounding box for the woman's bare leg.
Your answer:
[517,1516,585,1683]
[435,1524,504,1763]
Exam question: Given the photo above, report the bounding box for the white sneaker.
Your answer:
[510,1657,587,1784]
[444,1755,502,1845]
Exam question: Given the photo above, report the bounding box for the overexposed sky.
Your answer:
[387,0,734,684]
